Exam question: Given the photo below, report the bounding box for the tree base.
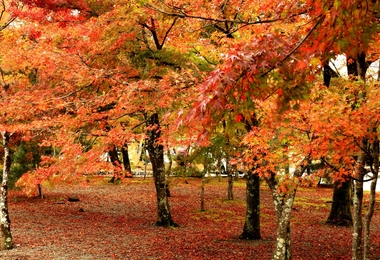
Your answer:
[326,218,352,227]
[155,220,179,227]
[238,232,261,240]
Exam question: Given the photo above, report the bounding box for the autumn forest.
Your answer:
[0,0,379,259]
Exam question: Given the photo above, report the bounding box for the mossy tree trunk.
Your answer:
[0,131,13,250]
[265,162,308,260]
[146,113,176,227]
[240,172,261,240]
[266,173,295,260]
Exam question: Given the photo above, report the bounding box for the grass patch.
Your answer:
[293,200,329,210]
[191,208,244,223]
[216,198,245,206]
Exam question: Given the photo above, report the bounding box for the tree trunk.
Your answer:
[266,162,308,259]
[146,113,176,227]
[266,174,295,260]
[165,149,172,197]
[109,145,122,182]
[352,174,364,260]
[200,173,205,211]
[37,184,43,199]
[227,168,233,200]
[364,137,379,259]
[326,180,352,226]
[234,165,239,181]
[352,140,367,260]
[324,54,360,227]
[217,158,222,182]
[166,149,173,177]
[121,144,131,175]
[239,172,261,240]
[0,131,13,250]
[274,212,292,260]
[240,115,261,240]
[348,53,370,259]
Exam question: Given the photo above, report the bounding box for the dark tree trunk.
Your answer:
[326,180,352,226]
[347,52,368,80]
[146,113,176,227]
[325,54,369,227]
[240,115,261,240]
[108,145,122,182]
[227,167,233,200]
[121,144,131,175]
[200,174,205,211]
[239,172,261,240]
[0,132,13,250]
[37,184,43,199]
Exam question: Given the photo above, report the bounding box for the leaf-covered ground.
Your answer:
[0,177,379,259]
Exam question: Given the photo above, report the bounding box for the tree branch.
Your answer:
[145,3,307,26]
[261,15,325,77]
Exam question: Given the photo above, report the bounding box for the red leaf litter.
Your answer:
[0,178,379,259]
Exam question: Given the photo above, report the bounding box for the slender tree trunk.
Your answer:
[266,174,296,260]
[352,173,364,260]
[146,113,176,227]
[200,173,205,211]
[349,52,370,259]
[234,165,239,181]
[0,131,13,250]
[227,166,233,200]
[217,158,222,182]
[352,139,367,259]
[364,137,379,259]
[165,149,172,197]
[266,162,308,259]
[166,149,173,177]
[109,145,123,182]
[121,144,131,175]
[239,172,260,240]
[37,184,43,199]
[144,162,147,180]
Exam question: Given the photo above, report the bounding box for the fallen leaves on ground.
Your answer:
[0,177,379,259]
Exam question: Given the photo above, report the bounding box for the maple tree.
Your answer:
[9,0,213,228]
[161,0,380,259]
[0,0,104,250]
[0,1,379,260]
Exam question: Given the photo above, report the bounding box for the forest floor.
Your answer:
[0,176,379,260]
